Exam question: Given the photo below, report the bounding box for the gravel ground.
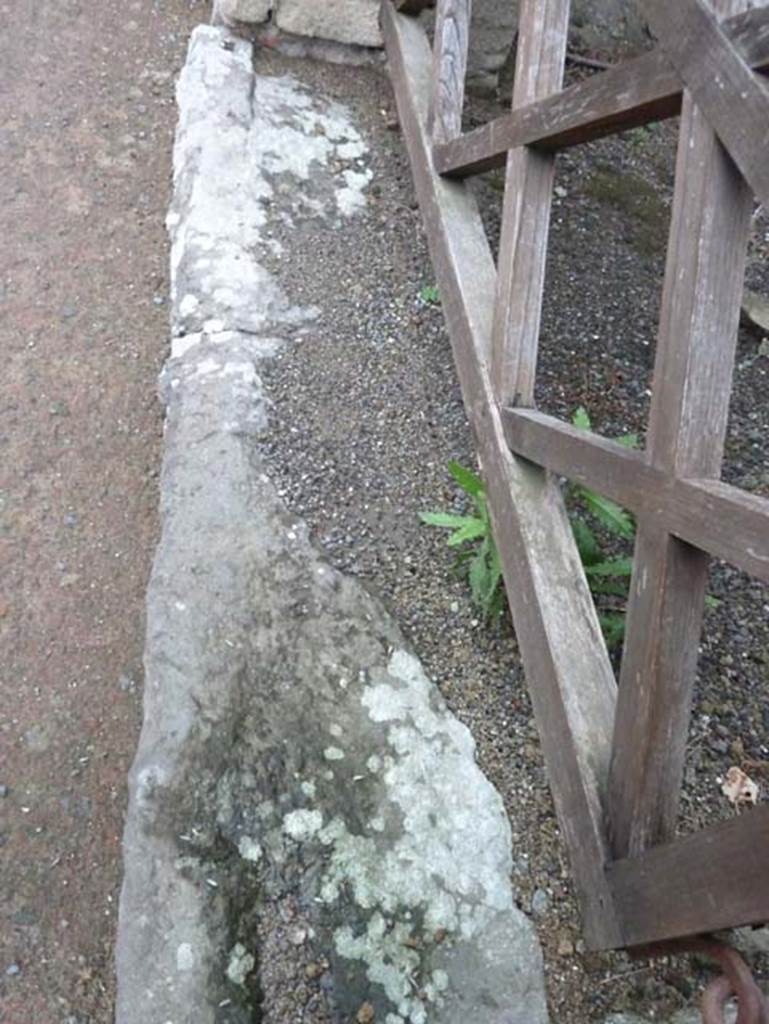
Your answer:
[0,2,206,1021]
[256,53,769,1022]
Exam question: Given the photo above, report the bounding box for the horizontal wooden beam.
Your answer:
[381,1,622,950]
[608,805,769,946]
[502,408,769,582]
[434,4,769,177]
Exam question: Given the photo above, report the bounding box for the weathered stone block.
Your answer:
[467,0,518,91]
[214,0,272,25]
[117,26,549,1024]
[276,0,382,48]
[462,0,650,93]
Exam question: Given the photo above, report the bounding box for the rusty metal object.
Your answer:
[632,937,769,1024]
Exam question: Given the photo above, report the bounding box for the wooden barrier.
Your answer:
[382,0,769,950]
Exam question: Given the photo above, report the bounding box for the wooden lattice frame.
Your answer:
[383,0,769,950]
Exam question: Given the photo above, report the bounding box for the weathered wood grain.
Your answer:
[381,0,622,950]
[607,0,755,860]
[608,805,769,946]
[502,408,769,583]
[428,0,471,144]
[490,0,570,407]
[643,0,769,210]
[433,4,769,176]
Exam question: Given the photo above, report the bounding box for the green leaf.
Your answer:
[599,612,626,649]
[448,460,485,500]
[570,517,602,566]
[617,433,639,449]
[420,460,505,623]
[419,284,440,304]
[584,557,634,578]
[419,511,478,529]
[488,585,506,620]
[446,519,487,547]
[468,539,490,606]
[473,539,504,620]
[705,594,721,609]
[572,406,592,431]
[579,487,635,539]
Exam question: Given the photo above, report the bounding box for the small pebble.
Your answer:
[356,1003,375,1024]
[6,963,21,977]
[531,888,550,916]
[0,785,8,798]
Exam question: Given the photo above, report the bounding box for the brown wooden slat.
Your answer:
[490,0,570,406]
[428,0,472,144]
[608,0,755,861]
[608,805,769,946]
[381,0,622,950]
[644,0,769,211]
[503,408,645,504]
[433,4,769,177]
[502,408,769,583]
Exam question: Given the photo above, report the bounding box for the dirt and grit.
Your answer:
[0,2,206,1021]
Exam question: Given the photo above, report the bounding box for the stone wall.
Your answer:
[214,0,649,91]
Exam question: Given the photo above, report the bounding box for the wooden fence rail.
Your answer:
[382,0,769,951]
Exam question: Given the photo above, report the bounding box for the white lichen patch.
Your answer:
[249,75,371,221]
[283,808,323,841]
[169,27,370,340]
[237,835,262,863]
[226,943,255,986]
[176,942,195,972]
[335,914,428,1022]
[336,168,373,217]
[179,293,199,317]
[324,746,345,761]
[312,649,520,1016]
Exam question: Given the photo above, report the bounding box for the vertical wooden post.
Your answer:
[428,0,472,144]
[607,0,753,858]
[490,0,570,400]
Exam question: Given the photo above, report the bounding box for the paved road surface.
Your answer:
[0,2,205,1019]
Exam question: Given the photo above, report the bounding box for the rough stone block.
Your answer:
[467,0,518,90]
[276,0,382,48]
[116,25,550,1024]
[214,0,272,25]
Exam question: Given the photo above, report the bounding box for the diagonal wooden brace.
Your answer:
[641,0,769,208]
